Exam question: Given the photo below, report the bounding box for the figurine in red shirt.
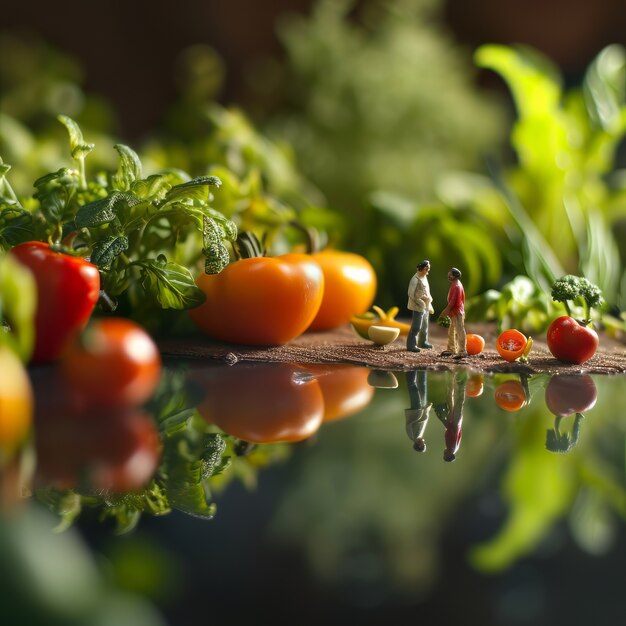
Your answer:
[439,267,467,358]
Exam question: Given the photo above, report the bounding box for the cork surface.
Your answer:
[159,322,626,374]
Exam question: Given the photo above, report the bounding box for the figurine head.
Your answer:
[413,438,426,452]
[443,450,456,462]
[416,260,430,277]
[448,267,461,282]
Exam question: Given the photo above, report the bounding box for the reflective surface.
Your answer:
[3,361,626,625]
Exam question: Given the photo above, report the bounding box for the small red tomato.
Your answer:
[308,250,377,331]
[61,318,162,408]
[190,254,324,345]
[546,316,598,364]
[10,241,100,363]
[545,374,597,416]
[494,379,527,412]
[466,334,485,355]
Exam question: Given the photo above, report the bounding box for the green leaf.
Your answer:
[203,215,231,274]
[164,175,222,204]
[57,115,95,160]
[90,235,129,270]
[0,252,36,361]
[112,144,143,191]
[131,174,172,201]
[0,205,33,248]
[33,168,80,225]
[75,191,141,228]
[137,256,206,309]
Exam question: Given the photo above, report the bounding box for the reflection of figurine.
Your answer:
[439,267,467,358]
[404,370,432,452]
[407,260,434,352]
[434,371,466,462]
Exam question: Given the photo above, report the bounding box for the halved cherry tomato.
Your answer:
[10,241,100,363]
[302,364,374,421]
[0,346,33,458]
[496,329,529,362]
[192,363,324,443]
[61,318,162,408]
[494,379,527,412]
[35,408,161,493]
[190,254,324,345]
[466,334,485,355]
[308,250,377,331]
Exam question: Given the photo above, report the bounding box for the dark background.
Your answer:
[4,0,626,139]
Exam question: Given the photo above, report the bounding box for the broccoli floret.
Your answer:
[550,274,604,322]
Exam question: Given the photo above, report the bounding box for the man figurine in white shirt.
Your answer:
[407,260,434,353]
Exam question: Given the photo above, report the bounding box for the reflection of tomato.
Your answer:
[545,374,597,416]
[496,329,529,362]
[303,364,374,421]
[190,254,324,345]
[0,347,33,456]
[193,363,324,443]
[35,409,161,493]
[308,250,377,331]
[61,318,162,408]
[465,373,484,398]
[494,379,527,412]
[546,316,598,364]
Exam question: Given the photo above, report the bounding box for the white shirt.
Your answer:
[407,274,433,312]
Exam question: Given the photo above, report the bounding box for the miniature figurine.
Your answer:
[434,370,467,462]
[405,370,432,452]
[406,260,434,352]
[438,267,467,358]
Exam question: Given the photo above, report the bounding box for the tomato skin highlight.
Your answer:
[10,241,100,364]
[61,318,162,409]
[545,374,597,417]
[496,329,528,362]
[0,347,33,457]
[546,315,598,364]
[190,254,324,346]
[308,250,377,331]
[193,363,324,443]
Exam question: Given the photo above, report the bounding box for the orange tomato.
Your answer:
[193,363,325,443]
[308,250,377,331]
[466,333,485,355]
[0,347,33,458]
[496,329,528,362]
[190,254,324,345]
[61,318,162,408]
[494,380,527,412]
[303,364,374,421]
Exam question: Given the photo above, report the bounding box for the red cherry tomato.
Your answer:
[545,374,597,417]
[190,254,324,345]
[193,363,324,443]
[35,408,161,493]
[546,316,598,364]
[10,241,100,363]
[494,379,527,412]
[61,318,162,408]
[308,250,377,331]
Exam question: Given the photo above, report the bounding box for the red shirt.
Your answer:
[447,281,465,317]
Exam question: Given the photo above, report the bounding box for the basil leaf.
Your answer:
[131,174,172,201]
[0,205,33,248]
[57,115,95,160]
[33,168,80,224]
[112,144,143,191]
[138,257,206,309]
[75,191,141,228]
[164,175,222,203]
[90,235,129,270]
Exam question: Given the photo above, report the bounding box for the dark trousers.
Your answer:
[407,310,429,350]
